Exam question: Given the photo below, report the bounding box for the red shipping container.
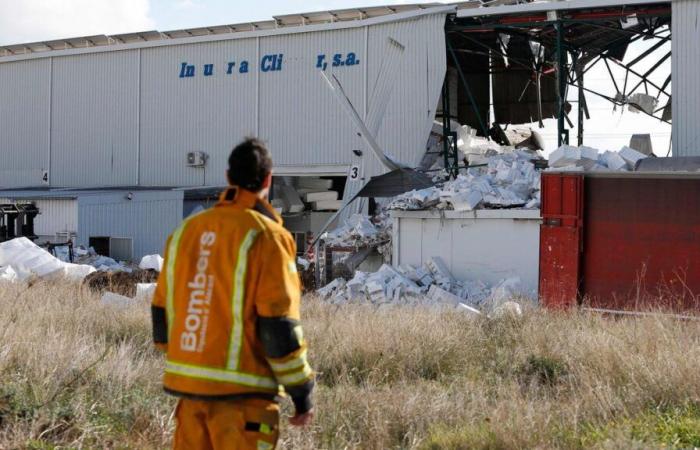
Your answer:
[539,174,584,308]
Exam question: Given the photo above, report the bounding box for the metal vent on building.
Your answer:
[187,152,208,167]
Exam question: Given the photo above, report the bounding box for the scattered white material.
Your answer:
[139,254,164,272]
[489,301,523,319]
[135,283,157,302]
[549,145,598,170]
[101,292,136,308]
[427,285,462,305]
[547,144,648,172]
[304,191,338,202]
[601,151,628,171]
[618,146,647,170]
[0,266,18,283]
[458,302,482,316]
[390,151,543,211]
[0,237,95,282]
[316,257,519,314]
[322,214,390,248]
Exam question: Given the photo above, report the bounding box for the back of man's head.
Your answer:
[227,138,273,192]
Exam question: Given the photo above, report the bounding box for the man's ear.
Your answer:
[225,170,233,186]
[261,172,273,190]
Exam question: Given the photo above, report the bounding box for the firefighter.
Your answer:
[151,138,315,450]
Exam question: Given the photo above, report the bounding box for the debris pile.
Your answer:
[547,145,649,171]
[317,256,529,315]
[390,150,543,211]
[0,237,95,282]
[322,213,392,250]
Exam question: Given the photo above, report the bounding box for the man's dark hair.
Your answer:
[227,138,273,192]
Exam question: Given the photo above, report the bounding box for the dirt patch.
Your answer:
[83,270,159,297]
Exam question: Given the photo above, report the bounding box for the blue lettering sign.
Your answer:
[179,62,195,78]
[261,54,284,72]
[177,51,358,78]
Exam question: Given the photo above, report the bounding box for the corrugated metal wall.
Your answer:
[51,50,140,187]
[672,0,699,157]
[140,40,258,186]
[77,190,183,258]
[0,59,51,188]
[258,28,366,169]
[0,11,448,188]
[33,199,78,236]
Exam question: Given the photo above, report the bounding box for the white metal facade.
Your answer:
[76,191,183,258]
[0,9,449,189]
[672,0,700,157]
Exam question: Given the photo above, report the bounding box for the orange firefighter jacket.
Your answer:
[151,187,314,406]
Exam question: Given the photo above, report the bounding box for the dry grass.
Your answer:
[0,281,699,449]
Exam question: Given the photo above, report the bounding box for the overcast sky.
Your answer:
[0,0,671,154]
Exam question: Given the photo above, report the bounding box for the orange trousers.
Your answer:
[173,398,279,450]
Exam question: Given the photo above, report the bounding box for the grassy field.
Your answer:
[0,280,699,449]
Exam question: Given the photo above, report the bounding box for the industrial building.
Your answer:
[0,0,691,259]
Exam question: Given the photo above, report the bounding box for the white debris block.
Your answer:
[63,264,98,281]
[101,292,136,308]
[579,146,600,170]
[0,237,95,281]
[298,178,333,190]
[304,191,338,202]
[548,145,581,168]
[135,283,157,301]
[427,285,462,305]
[0,266,18,282]
[365,280,386,303]
[414,266,435,288]
[426,257,455,287]
[317,278,346,299]
[278,184,305,213]
[139,254,164,272]
[457,302,482,316]
[448,190,482,212]
[312,200,343,211]
[618,146,647,169]
[601,151,628,171]
[549,145,598,169]
[489,301,523,319]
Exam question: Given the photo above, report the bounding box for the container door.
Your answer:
[539,173,584,308]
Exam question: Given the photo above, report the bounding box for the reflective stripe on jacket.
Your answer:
[152,187,313,398]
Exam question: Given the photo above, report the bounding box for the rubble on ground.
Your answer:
[316,256,529,316]
[0,237,96,282]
